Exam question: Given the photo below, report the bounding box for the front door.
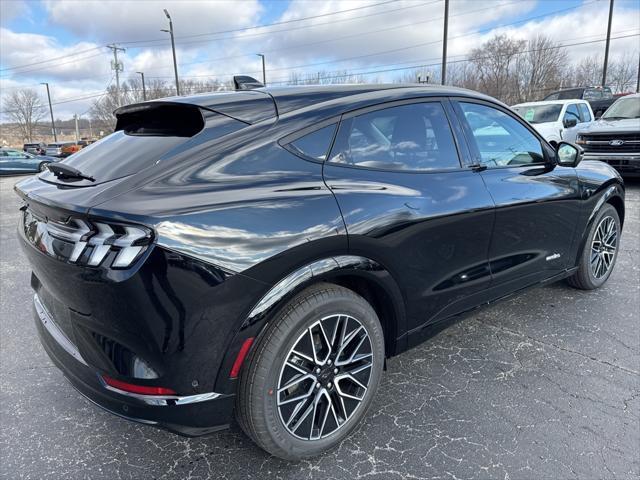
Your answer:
[322,98,496,335]
[453,100,581,292]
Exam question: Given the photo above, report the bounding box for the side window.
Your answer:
[578,103,592,122]
[328,102,460,171]
[459,102,544,168]
[288,124,337,161]
[545,93,559,100]
[564,104,580,123]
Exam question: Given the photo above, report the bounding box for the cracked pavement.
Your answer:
[1,175,638,479]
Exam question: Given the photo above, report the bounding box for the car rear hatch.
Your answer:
[16,92,277,388]
[16,91,278,269]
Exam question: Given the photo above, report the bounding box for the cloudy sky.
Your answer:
[1,0,638,120]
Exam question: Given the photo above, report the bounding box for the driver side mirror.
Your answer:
[556,141,583,167]
[563,117,578,128]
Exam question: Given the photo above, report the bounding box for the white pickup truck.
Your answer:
[512,99,594,146]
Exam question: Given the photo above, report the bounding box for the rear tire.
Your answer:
[567,203,620,290]
[236,282,385,460]
[38,162,48,172]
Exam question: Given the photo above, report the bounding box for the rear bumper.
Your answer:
[34,293,235,436]
[583,152,640,177]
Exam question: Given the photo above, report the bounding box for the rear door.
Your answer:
[321,98,496,335]
[452,99,581,291]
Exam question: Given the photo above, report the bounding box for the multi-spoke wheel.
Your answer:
[236,283,384,460]
[590,216,617,279]
[277,314,373,440]
[569,203,620,290]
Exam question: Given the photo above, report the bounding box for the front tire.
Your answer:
[568,203,620,290]
[236,283,385,460]
[38,162,48,172]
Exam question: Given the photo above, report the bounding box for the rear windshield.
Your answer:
[46,108,244,184]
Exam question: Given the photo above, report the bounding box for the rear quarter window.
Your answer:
[286,124,337,161]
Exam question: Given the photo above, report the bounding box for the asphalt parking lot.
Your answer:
[0,175,638,480]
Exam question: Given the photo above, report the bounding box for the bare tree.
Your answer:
[515,35,567,102]
[2,88,45,142]
[469,34,526,104]
[571,56,603,88]
[287,69,369,85]
[607,52,639,93]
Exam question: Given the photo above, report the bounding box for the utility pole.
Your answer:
[40,82,57,142]
[107,44,125,106]
[602,0,614,87]
[636,53,640,93]
[441,0,449,85]
[257,54,266,86]
[162,9,180,95]
[74,114,79,143]
[136,71,147,100]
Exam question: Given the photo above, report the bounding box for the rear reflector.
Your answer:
[102,375,176,396]
[230,337,255,378]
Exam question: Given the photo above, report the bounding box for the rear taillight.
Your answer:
[101,375,176,396]
[22,208,152,269]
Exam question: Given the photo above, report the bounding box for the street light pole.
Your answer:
[40,82,57,142]
[257,54,266,86]
[162,9,180,96]
[136,71,147,100]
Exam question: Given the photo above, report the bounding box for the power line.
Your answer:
[136,0,526,74]
[4,31,636,117]
[149,0,600,81]
[0,1,425,74]
[0,51,106,78]
[268,33,640,84]
[118,0,432,46]
[0,1,440,78]
[0,46,105,73]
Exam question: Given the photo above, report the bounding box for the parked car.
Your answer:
[0,148,56,174]
[78,138,96,147]
[15,83,625,460]
[512,99,594,145]
[46,141,80,157]
[23,142,46,155]
[576,93,640,177]
[543,86,615,118]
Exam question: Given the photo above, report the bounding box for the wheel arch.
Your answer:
[573,183,624,266]
[607,193,625,228]
[214,255,406,393]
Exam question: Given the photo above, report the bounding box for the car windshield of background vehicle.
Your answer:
[460,102,544,168]
[601,97,640,120]
[328,102,460,171]
[513,104,562,124]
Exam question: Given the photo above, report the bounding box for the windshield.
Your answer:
[513,104,562,124]
[601,96,640,120]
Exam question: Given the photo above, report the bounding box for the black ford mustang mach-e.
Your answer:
[15,83,624,460]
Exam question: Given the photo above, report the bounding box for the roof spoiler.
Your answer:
[233,75,264,91]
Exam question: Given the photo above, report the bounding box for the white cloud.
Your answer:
[42,0,263,43]
[1,0,638,121]
[0,0,31,23]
